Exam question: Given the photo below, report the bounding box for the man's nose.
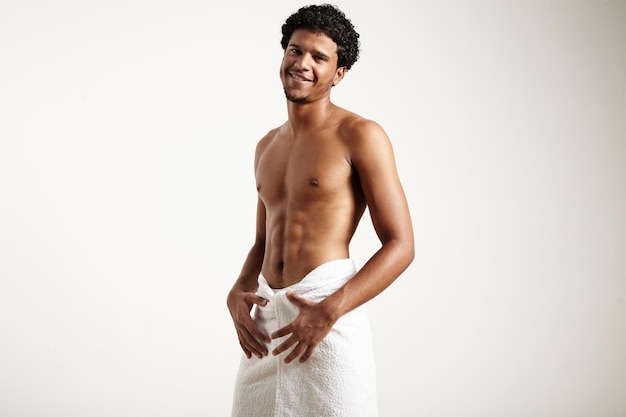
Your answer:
[294,54,313,69]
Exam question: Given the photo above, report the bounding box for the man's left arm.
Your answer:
[329,119,415,312]
[271,120,414,363]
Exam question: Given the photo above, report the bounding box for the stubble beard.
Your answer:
[283,88,308,103]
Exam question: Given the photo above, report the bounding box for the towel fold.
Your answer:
[231,258,378,417]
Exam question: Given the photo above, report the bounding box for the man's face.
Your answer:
[280,29,346,103]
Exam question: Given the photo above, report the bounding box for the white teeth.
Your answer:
[290,72,311,82]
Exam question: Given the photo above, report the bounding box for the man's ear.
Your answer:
[332,66,347,86]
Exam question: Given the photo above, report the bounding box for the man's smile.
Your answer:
[289,71,313,83]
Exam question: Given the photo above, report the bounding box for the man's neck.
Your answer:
[286,99,336,132]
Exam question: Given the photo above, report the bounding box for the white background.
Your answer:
[1,0,625,416]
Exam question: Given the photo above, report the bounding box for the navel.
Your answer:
[309,177,319,186]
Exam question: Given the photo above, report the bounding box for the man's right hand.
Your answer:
[227,290,270,359]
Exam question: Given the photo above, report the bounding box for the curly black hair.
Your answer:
[280,4,360,71]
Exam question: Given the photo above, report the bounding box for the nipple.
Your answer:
[309,177,319,186]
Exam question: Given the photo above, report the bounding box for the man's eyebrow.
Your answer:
[315,51,331,59]
[288,43,332,59]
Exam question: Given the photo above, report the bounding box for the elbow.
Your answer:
[407,243,415,263]
[402,240,415,268]
[384,236,415,269]
[398,228,415,268]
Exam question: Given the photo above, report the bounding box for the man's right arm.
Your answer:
[226,197,270,359]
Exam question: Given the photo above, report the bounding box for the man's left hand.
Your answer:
[270,292,336,363]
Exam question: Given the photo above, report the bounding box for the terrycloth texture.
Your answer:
[231,259,378,417]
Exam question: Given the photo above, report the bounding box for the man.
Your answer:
[227,4,414,416]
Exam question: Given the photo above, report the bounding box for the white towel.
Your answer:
[231,258,378,417]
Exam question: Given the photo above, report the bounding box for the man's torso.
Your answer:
[255,108,367,288]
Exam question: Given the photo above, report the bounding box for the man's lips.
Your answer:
[289,71,313,82]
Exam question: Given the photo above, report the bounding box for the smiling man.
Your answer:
[227,4,414,417]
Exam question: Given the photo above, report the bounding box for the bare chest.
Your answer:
[256,139,353,207]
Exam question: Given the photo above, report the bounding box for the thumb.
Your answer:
[248,293,269,306]
[285,291,309,308]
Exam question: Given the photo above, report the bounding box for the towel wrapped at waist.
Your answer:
[231,258,378,417]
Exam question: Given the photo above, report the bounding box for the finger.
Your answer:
[272,335,297,356]
[238,327,268,358]
[236,327,254,358]
[238,339,252,359]
[285,291,309,308]
[247,294,269,306]
[271,324,293,340]
[284,342,307,364]
[245,319,271,344]
[235,310,271,344]
[298,344,317,363]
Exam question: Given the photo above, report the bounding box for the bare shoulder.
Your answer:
[334,108,392,161]
[256,126,281,153]
[254,125,284,166]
